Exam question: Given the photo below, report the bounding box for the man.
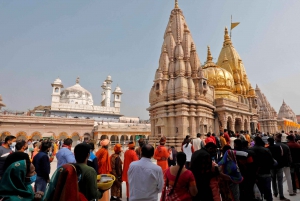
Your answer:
[96,139,111,201]
[135,138,145,159]
[294,131,300,142]
[275,134,295,196]
[262,133,269,145]
[219,132,227,150]
[267,137,289,200]
[128,144,163,201]
[192,133,202,151]
[122,142,138,200]
[0,136,16,178]
[234,139,256,201]
[287,135,300,194]
[191,142,219,201]
[14,140,27,153]
[245,131,251,144]
[281,130,287,143]
[74,143,103,200]
[239,130,246,141]
[154,136,169,172]
[223,129,230,145]
[110,144,123,201]
[82,137,89,144]
[250,137,274,201]
[204,132,216,144]
[33,141,51,192]
[56,138,76,168]
[230,133,237,149]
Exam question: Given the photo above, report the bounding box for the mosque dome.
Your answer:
[53,78,62,85]
[60,77,94,105]
[114,86,122,93]
[202,46,234,92]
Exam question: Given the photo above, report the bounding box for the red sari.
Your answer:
[161,168,196,201]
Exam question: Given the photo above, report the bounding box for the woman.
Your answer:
[0,152,44,201]
[110,144,123,201]
[168,146,177,167]
[43,163,87,201]
[161,152,198,201]
[182,139,194,169]
[87,142,98,174]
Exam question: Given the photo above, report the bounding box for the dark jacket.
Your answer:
[33,151,50,180]
[268,144,284,168]
[250,145,274,175]
[276,142,292,167]
[287,141,300,164]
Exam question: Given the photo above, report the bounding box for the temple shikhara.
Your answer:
[148,1,299,145]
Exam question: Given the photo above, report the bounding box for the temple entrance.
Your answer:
[227,117,233,131]
[235,118,242,133]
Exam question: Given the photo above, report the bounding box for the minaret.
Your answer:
[105,75,112,107]
[0,94,5,110]
[101,81,107,106]
[51,77,64,104]
[113,85,122,112]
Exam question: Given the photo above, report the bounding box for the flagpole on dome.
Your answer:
[230,15,240,38]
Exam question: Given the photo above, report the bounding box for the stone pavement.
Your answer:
[49,158,300,201]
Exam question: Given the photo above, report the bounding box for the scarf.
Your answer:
[218,150,243,183]
[0,160,34,201]
[62,144,71,150]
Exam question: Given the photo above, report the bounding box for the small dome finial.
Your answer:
[175,0,179,9]
[207,46,213,62]
[224,27,232,46]
[76,76,80,84]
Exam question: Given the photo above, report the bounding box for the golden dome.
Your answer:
[202,46,234,92]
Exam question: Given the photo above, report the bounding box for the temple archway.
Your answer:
[227,116,233,131]
[235,118,242,133]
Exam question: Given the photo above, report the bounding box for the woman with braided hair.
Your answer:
[160,152,198,201]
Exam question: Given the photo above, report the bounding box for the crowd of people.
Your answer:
[0,130,299,201]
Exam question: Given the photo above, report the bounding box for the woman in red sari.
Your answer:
[161,152,198,201]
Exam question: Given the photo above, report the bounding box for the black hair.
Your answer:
[5,136,16,143]
[234,139,242,149]
[184,138,190,148]
[206,133,211,137]
[205,142,217,149]
[169,152,186,195]
[267,137,275,145]
[224,129,228,132]
[15,141,26,151]
[241,140,249,148]
[74,143,90,163]
[287,135,295,142]
[220,132,224,136]
[40,142,52,152]
[254,136,265,146]
[222,145,231,154]
[3,152,31,175]
[212,133,216,136]
[197,133,201,137]
[141,144,154,158]
[63,138,73,146]
[89,142,95,150]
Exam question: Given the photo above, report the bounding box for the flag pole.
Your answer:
[230,15,232,38]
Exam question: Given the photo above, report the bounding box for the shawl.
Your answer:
[218,150,243,184]
[96,148,111,174]
[0,160,34,201]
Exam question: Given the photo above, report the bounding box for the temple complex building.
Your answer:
[255,85,278,134]
[148,1,259,146]
[277,100,300,132]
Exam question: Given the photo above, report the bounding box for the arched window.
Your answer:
[117,95,119,99]
[203,81,206,87]
[156,83,160,90]
[54,88,59,93]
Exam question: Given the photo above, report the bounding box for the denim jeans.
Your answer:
[257,175,272,201]
[271,168,283,197]
[34,176,47,192]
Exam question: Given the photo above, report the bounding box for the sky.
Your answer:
[1,0,300,120]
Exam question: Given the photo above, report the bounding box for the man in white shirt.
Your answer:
[192,133,202,151]
[128,144,163,201]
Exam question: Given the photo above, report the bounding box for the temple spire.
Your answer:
[223,27,232,46]
[207,46,213,62]
[175,0,179,9]
[76,76,80,84]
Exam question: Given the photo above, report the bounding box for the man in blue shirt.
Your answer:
[56,138,76,168]
[33,141,51,192]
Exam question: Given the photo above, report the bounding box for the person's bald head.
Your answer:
[141,144,154,158]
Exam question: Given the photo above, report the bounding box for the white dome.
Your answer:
[53,78,62,84]
[114,86,122,93]
[60,83,94,105]
[106,75,112,81]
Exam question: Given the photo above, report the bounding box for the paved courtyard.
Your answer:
[49,157,300,201]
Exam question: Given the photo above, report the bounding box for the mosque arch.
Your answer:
[16,131,27,141]
[110,135,118,145]
[31,131,42,141]
[58,132,68,140]
[71,132,80,147]
[1,131,11,141]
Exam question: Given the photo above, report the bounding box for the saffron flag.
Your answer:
[231,22,240,30]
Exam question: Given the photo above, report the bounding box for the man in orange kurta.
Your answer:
[96,139,111,201]
[122,142,138,200]
[154,136,169,172]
